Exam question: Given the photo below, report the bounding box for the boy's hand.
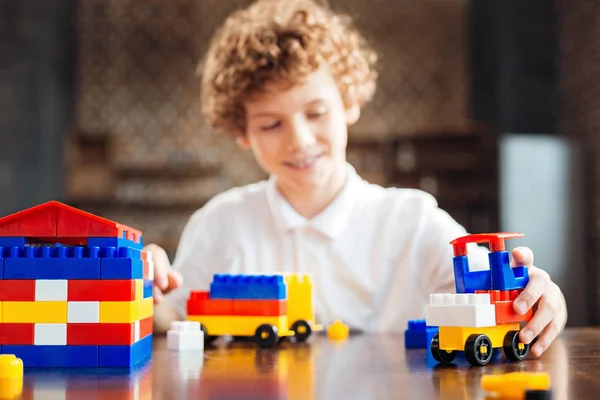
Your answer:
[144,243,183,304]
[511,247,568,357]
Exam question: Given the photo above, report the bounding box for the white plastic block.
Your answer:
[426,303,496,328]
[35,280,68,301]
[33,386,67,400]
[134,320,141,342]
[429,293,491,306]
[167,321,204,351]
[67,301,100,323]
[35,323,67,345]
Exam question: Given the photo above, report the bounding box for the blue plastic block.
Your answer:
[0,238,26,247]
[88,237,144,251]
[100,247,143,279]
[143,279,153,298]
[0,248,4,280]
[404,319,439,349]
[489,251,529,290]
[1,345,99,367]
[210,274,286,300]
[4,245,101,279]
[99,334,153,368]
[453,256,491,293]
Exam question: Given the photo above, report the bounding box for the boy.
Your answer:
[149,0,567,357]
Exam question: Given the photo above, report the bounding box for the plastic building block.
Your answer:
[0,202,58,237]
[453,256,491,293]
[35,279,68,301]
[481,372,551,398]
[284,274,320,333]
[99,298,153,323]
[209,274,286,300]
[98,334,153,368]
[68,317,152,345]
[67,301,100,323]
[2,344,99,367]
[100,247,143,279]
[34,323,67,345]
[426,293,496,328]
[167,321,204,351]
[232,299,287,316]
[0,355,23,380]
[143,279,153,299]
[0,238,26,247]
[187,291,233,316]
[489,251,529,290]
[327,320,349,341]
[4,246,101,280]
[67,280,138,301]
[0,324,34,345]
[404,319,438,349]
[88,237,144,251]
[0,280,35,301]
[3,301,67,323]
[476,289,533,324]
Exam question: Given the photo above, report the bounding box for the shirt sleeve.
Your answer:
[163,208,216,319]
[419,201,491,295]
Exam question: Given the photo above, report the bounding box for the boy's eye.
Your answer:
[307,107,328,119]
[260,121,281,131]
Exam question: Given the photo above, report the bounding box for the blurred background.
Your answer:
[0,0,597,327]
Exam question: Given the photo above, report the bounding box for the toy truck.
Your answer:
[187,273,322,348]
[426,233,534,366]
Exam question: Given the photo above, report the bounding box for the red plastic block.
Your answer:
[69,323,135,346]
[0,280,35,301]
[0,323,35,344]
[476,289,532,324]
[0,202,57,237]
[68,280,137,301]
[187,291,233,315]
[140,316,153,340]
[232,299,287,316]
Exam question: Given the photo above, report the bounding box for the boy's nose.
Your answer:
[287,119,317,151]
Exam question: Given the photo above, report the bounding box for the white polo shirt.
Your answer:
[165,163,490,332]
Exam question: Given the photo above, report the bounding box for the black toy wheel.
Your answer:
[201,324,218,345]
[255,324,279,348]
[465,334,493,366]
[291,320,312,342]
[503,330,529,361]
[430,333,457,364]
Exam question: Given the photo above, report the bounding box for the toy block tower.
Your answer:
[0,201,153,368]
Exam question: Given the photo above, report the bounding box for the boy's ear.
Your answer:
[236,135,251,149]
[345,104,361,126]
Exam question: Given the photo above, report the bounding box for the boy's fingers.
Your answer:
[153,286,164,304]
[531,319,561,357]
[514,266,549,314]
[519,301,553,345]
[510,246,534,267]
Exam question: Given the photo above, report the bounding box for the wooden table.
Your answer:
[9,327,600,399]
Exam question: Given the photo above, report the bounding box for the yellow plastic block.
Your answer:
[135,279,144,301]
[284,274,316,325]
[439,323,520,351]
[481,372,551,398]
[187,315,294,337]
[0,355,23,379]
[327,320,349,341]
[100,298,153,323]
[0,301,2,323]
[3,301,67,323]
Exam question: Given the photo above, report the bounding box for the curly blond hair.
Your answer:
[199,0,378,136]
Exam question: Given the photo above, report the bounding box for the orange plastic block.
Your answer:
[187,291,233,315]
[231,299,287,316]
[476,289,533,324]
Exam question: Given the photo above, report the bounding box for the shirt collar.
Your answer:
[266,162,362,239]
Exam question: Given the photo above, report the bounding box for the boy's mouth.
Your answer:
[283,153,323,169]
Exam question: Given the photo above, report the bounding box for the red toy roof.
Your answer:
[450,232,524,256]
[0,201,142,242]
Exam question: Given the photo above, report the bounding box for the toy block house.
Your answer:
[0,201,153,368]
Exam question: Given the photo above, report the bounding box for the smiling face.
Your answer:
[238,67,360,199]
